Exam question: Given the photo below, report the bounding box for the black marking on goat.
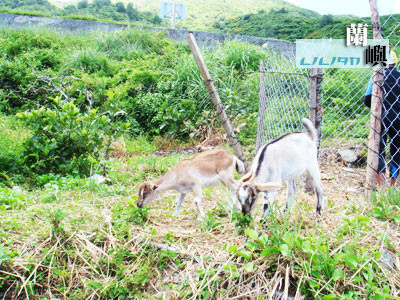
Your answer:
[263,203,269,212]
[255,132,301,176]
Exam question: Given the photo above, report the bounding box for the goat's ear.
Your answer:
[152,185,158,191]
[239,172,252,184]
[255,182,281,192]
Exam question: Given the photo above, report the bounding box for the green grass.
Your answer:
[0,115,29,181]
[371,188,400,223]
[0,140,399,299]
[124,135,157,155]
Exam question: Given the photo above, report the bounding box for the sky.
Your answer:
[284,0,400,17]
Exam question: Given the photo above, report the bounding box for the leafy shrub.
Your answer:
[0,29,59,57]
[18,97,127,177]
[0,187,27,210]
[0,115,29,176]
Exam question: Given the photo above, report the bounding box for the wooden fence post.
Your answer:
[366,0,384,198]
[305,68,322,193]
[256,60,267,152]
[186,33,247,168]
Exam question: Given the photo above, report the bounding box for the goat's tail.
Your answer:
[302,118,318,144]
[235,157,246,174]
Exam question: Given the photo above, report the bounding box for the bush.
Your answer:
[18,97,128,177]
[0,29,60,58]
[0,115,29,176]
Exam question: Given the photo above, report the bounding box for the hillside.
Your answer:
[45,0,319,30]
[0,28,399,299]
[0,0,163,25]
[215,9,400,41]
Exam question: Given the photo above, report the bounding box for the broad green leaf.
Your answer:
[244,228,258,241]
[302,240,312,253]
[332,268,344,281]
[237,249,252,260]
[374,294,385,300]
[232,271,240,279]
[228,245,237,253]
[280,244,290,256]
[322,294,337,300]
[243,262,254,272]
[344,255,358,269]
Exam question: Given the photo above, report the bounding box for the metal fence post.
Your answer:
[256,60,267,152]
[366,0,384,197]
[186,33,247,169]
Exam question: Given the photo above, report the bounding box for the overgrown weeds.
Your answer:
[371,187,400,223]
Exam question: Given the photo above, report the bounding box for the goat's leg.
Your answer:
[308,165,324,216]
[192,185,205,218]
[284,180,296,213]
[262,191,277,217]
[222,176,240,212]
[173,193,186,217]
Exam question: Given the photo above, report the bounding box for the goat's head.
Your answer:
[137,182,158,208]
[237,181,282,216]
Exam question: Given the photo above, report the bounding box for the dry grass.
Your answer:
[0,150,399,299]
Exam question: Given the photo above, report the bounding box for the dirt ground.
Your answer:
[132,152,400,299]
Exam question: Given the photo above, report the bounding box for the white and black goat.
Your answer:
[137,149,279,218]
[237,118,323,217]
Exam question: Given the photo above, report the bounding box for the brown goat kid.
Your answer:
[137,149,258,218]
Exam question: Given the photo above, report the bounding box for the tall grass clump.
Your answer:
[0,115,29,178]
[221,40,265,72]
[95,29,170,60]
[65,48,113,75]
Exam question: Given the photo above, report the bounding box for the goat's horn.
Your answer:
[254,182,281,192]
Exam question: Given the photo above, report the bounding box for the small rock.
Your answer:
[90,174,107,184]
[346,187,358,193]
[12,186,23,193]
[338,149,358,163]
[342,167,355,173]
[379,249,394,270]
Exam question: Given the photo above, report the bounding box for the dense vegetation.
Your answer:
[46,0,319,31]
[0,17,399,300]
[214,9,400,41]
[0,0,162,25]
[0,28,269,183]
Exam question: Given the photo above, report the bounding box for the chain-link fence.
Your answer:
[256,53,372,152]
[373,12,400,186]
[256,6,400,189]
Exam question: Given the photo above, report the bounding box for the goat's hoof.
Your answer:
[316,208,323,218]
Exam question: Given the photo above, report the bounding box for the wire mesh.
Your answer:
[374,12,400,186]
[257,53,310,149]
[257,11,399,179]
[257,54,372,153]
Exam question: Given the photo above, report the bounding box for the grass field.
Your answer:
[0,138,399,299]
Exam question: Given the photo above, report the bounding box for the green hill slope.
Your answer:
[46,0,319,30]
[215,9,399,42]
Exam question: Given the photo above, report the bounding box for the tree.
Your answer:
[77,0,88,9]
[320,14,334,27]
[116,2,125,13]
[127,3,139,20]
